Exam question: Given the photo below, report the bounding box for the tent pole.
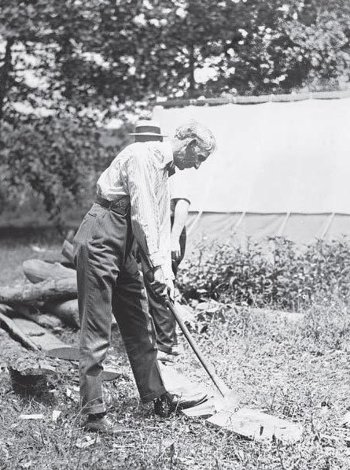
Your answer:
[320,213,335,239]
[277,212,291,237]
[233,212,246,232]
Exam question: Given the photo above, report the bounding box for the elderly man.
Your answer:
[73,120,216,433]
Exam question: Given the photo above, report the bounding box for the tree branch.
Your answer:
[0,38,14,122]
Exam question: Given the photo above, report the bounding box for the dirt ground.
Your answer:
[1,233,350,469]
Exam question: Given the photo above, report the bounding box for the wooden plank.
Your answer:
[0,306,40,351]
[207,407,303,443]
[45,346,80,361]
[0,326,28,360]
[11,317,66,351]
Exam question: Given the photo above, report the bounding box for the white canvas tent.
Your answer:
[153,92,350,245]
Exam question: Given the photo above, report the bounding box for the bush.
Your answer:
[0,113,120,231]
[177,237,350,311]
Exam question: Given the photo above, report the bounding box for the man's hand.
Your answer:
[149,266,174,301]
[166,278,175,301]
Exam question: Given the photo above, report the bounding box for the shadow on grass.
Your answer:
[0,226,64,244]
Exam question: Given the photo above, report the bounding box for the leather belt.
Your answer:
[95,194,130,213]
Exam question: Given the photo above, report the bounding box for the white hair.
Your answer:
[174,120,216,153]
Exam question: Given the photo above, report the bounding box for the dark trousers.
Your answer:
[73,199,166,415]
[145,222,187,354]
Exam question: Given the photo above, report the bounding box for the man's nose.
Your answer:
[194,161,201,169]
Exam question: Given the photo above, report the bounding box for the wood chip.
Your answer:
[19,414,45,420]
[52,410,61,422]
[76,436,100,448]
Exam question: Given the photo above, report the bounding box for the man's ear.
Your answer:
[187,138,197,151]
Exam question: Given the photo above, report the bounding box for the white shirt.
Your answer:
[96,141,173,279]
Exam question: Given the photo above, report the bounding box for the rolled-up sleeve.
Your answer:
[126,150,165,269]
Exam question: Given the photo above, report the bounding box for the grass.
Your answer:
[1,232,350,469]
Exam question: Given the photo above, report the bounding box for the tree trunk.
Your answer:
[188,43,196,98]
[0,38,14,122]
[21,259,78,325]
[43,299,79,328]
[23,259,75,284]
[0,278,77,305]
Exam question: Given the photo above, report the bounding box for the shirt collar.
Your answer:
[160,140,174,167]
[160,141,176,176]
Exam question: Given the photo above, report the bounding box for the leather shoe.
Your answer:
[83,414,131,434]
[154,391,208,418]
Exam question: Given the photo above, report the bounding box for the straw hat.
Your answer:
[129,119,167,137]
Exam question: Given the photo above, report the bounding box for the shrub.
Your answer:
[177,237,350,312]
[0,113,121,231]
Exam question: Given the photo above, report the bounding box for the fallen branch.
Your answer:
[0,305,40,351]
[0,277,77,305]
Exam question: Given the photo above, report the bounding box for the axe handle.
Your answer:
[165,300,230,397]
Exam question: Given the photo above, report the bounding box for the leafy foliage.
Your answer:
[178,237,350,311]
[1,1,350,223]
[0,112,116,229]
[1,1,350,112]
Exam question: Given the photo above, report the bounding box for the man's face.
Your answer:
[174,139,210,170]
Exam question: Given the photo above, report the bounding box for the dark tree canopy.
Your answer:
[1,0,349,226]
